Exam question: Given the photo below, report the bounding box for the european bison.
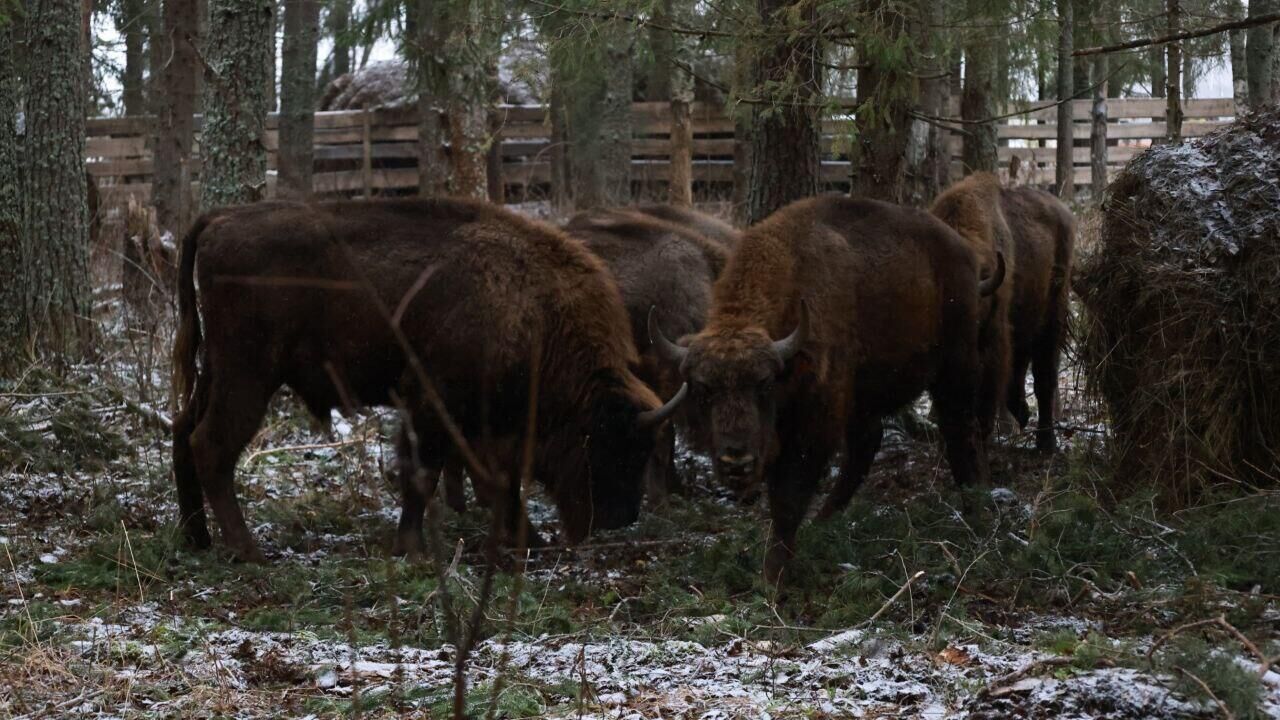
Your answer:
[630,204,741,250]
[999,184,1075,453]
[930,172,1016,441]
[651,196,1003,584]
[172,198,685,562]
[564,206,735,497]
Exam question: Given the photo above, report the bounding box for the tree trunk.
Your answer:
[328,0,352,78]
[548,66,569,208]
[153,0,198,232]
[597,22,634,206]
[851,2,911,204]
[1055,0,1074,200]
[0,19,24,376]
[414,0,447,196]
[731,41,753,223]
[265,0,278,112]
[23,0,92,358]
[1273,22,1280,102]
[145,0,163,112]
[1166,0,1182,142]
[961,23,998,174]
[199,0,273,209]
[669,65,694,207]
[1247,0,1275,106]
[446,0,494,199]
[1149,46,1166,99]
[1228,0,1248,108]
[906,0,949,204]
[647,0,673,102]
[1090,55,1107,195]
[278,0,319,198]
[121,0,147,114]
[747,0,820,221]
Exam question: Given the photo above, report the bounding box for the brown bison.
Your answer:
[929,172,1016,441]
[650,196,1003,584]
[564,206,735,497]
[999,184,1075,453]
[172,198,685,562]
[630,204,741,250]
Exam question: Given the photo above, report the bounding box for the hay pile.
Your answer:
[1076,107,1280,504]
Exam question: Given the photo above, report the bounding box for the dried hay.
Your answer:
[1075,107,1280,504]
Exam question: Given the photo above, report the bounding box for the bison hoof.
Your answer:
[1036,432,1057,455]
[183,524,213,551]
[391,532,426,559]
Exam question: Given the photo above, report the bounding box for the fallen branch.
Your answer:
[860,570,925,628]
[1176,666,1236,720]
[243,438,366,466]
[1147,614,1275,679]
[974,657,1075,701]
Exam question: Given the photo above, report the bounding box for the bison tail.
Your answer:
[172,214,210,412]
[978,251,1007,297]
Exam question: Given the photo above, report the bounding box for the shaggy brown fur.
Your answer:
[630,204,741,250]
[930,172,1016,441]
[564,207,733,497]
[172,197,681,562]
[999,185,1075,452]
[658,196,998,585]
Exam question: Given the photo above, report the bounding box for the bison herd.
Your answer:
[171,173,1074,585]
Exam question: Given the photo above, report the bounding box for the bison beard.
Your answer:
[171,198,683,562]
[653,196,999,586]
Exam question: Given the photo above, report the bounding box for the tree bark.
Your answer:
[731,41,753,223]
[669,64,694,207]
[1229,1,1247,108]
[851,2,911,204]
[121,0,147,114]
[548,65,570,208]
[575,18,633,209]
[278,0,319,198]
[1149,45,1166,99]
[1055,0,1074,200]
[414,0,448,196]
[445,0,495,199]
[1166,0,1182,142]
[199,0,273,209]
[647,0,673,102]
[153,0,198,232]
[961,20,998,174]
[906,0,949,205]
[1247,0,1276,106]
[748,0,820,222]
[0,19,24,376]
[265,0,278,112]
[328,0,352,79]
[1090,55,1107,195]
[23,0,92,358]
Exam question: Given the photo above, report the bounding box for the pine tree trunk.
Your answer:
[329,0,352,78]
[1229,0,1248,108]
[415,0,448,196]
[23,0,92,358]
[851,3,910,204]
[122,0,147,114]
[1055,0,1074,200]
[1247,0,1275,106]
[445,0,493,200]
[731,41,753,223]
[0,19,25,377]
[961,30,998,174]
[1090,55,1107,194]
[647,0,673,102]
[669,66,694,207]
[278,0,319,198]
[597,22,633,206]
[144,0,162,112]
[749,0,820,222]
[265,0,278,112]
[1149,46,1166,99]
[1166,0,1182,142]
[548,68,569,208]
[199,0,273,209]
[906,0,949,205]
[153,0,198,232]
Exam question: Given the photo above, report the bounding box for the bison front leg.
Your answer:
[816,417,883,520]
[172,372,211,550]
[762,443,826,587]
[644,422,681,505]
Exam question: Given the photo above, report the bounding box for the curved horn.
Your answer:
[637,383,688,429]
[772,301,809,361]
[647,306,688,364]
[978,251,1006,297]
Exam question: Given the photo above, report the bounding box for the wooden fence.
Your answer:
[86,97,1237,218]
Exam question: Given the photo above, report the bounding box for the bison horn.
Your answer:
[978,252,1006,297]
[637,383,688,429]
[648,306,688,364]
[772,301,809,361]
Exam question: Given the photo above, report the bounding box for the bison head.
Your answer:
[650,304,807,501]
[552,371,686,542]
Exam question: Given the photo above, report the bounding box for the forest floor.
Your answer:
[2,308,1280,719]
